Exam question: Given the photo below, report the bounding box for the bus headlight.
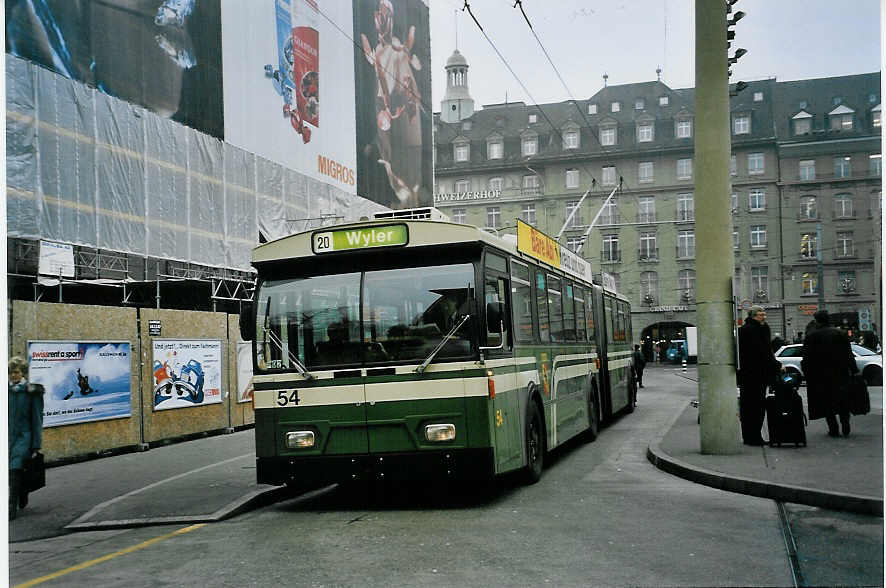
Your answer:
[285,431,316,449]
[424,424,455,442]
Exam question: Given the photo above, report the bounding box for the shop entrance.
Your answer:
[640,321,695,364]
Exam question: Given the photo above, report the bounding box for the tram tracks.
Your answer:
[776,500,805,587]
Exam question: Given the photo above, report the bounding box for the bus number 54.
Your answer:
[277,390,301,406]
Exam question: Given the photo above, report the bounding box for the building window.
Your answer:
[678,269,696,294]
[799,159,815,181]
[799,100,808,109]
[751,267,768,299]
[677,230,695,258]
[800,233,818,258]
[563,130,580,150]
[730,155,737,176]
[748,152,764,175]
[602,166,616,186]
[801,273,818,295]
[833,193,854,218]
[833,96,842,106]
[753,91,763,102]
[602,235,619,262]
[731,193,738,212]
[635,98,645,110]
[489,177,503,191]
[834,156,851,178]
[566,236,584,253]
[637,122,654,143]
[733,114,750,135]
[639,232,657,260]
[522,136,537,156]
[588,103,598,115]
[870,154,881,176]
[677,193,694,221]
[750,225,767,248]
[640,271,658,303]
[487,140,503,160]
[659,95,669,106]
[749,189,766,211]
[529,114,537,124]
[522,203,536,225]
[794,117,812,135]
[565,201,584,227]
[486,207,500,229]
[733,230,739,249]
[838,271,857,293]
[565,168,580,189]
[522,174,541,196]
[611,101,621,112]
[836,231,854,257]
[638,161,654,183]
[599,198,618,225]
[676,158,692,180]
[676,120,692,138]
[454,142,469,162]
[638,196,656,223]
[830,113,853,130]
[733,270,742,297]
[455,179,470,192]
[452,208,466,224]
[600,127,616,146]
[800,196,817,220]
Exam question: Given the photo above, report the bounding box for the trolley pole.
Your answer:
[695,0,741,454]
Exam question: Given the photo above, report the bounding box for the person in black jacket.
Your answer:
[801,310,859,437]
[632,344,646,388]
[737,306,782,445]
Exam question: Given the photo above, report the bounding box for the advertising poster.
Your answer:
[152,339,223,411]
[28,341,132,428]
[237,341,254,403]
[222,0,358,194]
[6,0,224,138]
[354,0,433,209]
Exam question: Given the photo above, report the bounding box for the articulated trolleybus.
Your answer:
[243,210,635,488]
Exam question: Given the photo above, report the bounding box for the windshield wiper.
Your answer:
[415,314,471,374]
[263,298,313,380]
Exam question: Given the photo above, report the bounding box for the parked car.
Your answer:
[774,343,883,386]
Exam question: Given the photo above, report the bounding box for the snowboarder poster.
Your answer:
[28,341,132,428]
[152,339,223,411]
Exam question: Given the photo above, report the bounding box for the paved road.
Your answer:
[10,368,882,587]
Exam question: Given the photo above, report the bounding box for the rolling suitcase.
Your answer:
[766,373,807,447]
[849,373,870,415]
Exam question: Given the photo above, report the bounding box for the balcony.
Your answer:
[521,186,544,197]
[676,211,695,223]
[638,248,659,261]
[600,250,622,263]
[796,211,819,221]
[637,213,656,224]
[834,247,857,259]
[597,214,621,226]
[676,247,695,260]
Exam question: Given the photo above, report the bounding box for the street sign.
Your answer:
[148,320,162,336]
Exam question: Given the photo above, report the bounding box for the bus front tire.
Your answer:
[524,401,545,484]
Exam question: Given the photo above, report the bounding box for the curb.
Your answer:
[646,405,883,517]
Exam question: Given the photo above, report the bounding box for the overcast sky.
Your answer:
[428,0,881,111]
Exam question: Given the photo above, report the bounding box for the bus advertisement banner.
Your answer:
[28,341,132,428]
[152,340,223,411]
[237,341,254,404]
[516,219,592,283]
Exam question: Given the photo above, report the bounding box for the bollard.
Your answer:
[682,359,687,373]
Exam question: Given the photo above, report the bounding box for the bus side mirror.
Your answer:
[239,301,255,341]
[486,301,504,333]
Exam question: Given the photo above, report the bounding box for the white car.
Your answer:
[775,343,883,386]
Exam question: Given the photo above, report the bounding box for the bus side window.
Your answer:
[604,297,615,345]
[547,274,564,342]
[511,261,533,344]
[535,270,550,342]
[574,286,587,342]
[563,282,577,342]
[585,291,596,342]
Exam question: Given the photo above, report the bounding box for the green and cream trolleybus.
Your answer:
[242,211,635,487]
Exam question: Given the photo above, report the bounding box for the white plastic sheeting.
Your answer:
[6,55,387,272]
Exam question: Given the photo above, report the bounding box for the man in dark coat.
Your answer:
[801,310,858,437]
[632,344,646,388]
[737,306,782,445]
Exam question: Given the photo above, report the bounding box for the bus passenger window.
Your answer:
[535,271,550,342]
[574,286,587,342]
[547,275,564,342]
[563,283,577,341]
[605,297,615,344]
[511,261,533,344]
[585,294,596,342]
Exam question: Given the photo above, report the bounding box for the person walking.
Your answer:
[8,356,44,520]
[632,344,646,388]
[801,310,859,437]
[737,306,782,446]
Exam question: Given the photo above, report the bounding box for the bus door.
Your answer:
[597,291,615,419]
[484,253,520,472]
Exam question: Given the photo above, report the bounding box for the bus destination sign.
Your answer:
[312,224,408,254]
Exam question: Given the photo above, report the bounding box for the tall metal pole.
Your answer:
[695,0,741,454]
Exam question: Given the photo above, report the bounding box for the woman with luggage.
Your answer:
[8,356,44,520]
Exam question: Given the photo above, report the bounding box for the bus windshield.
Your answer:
[256,263,475,371]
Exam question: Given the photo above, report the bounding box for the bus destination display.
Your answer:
[312,224,408,254]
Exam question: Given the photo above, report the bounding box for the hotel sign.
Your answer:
[434,190,501,203]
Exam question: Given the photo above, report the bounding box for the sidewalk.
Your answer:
[647,368,883,516]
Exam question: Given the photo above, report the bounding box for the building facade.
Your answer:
[433,50,880,348]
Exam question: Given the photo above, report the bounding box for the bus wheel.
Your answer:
[585,386,600,442]
[524,401,544,484]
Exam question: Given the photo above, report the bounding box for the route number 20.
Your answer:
[277,390,301,406]
[313,232,333,252]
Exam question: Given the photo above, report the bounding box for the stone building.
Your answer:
[432,49,880,348]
